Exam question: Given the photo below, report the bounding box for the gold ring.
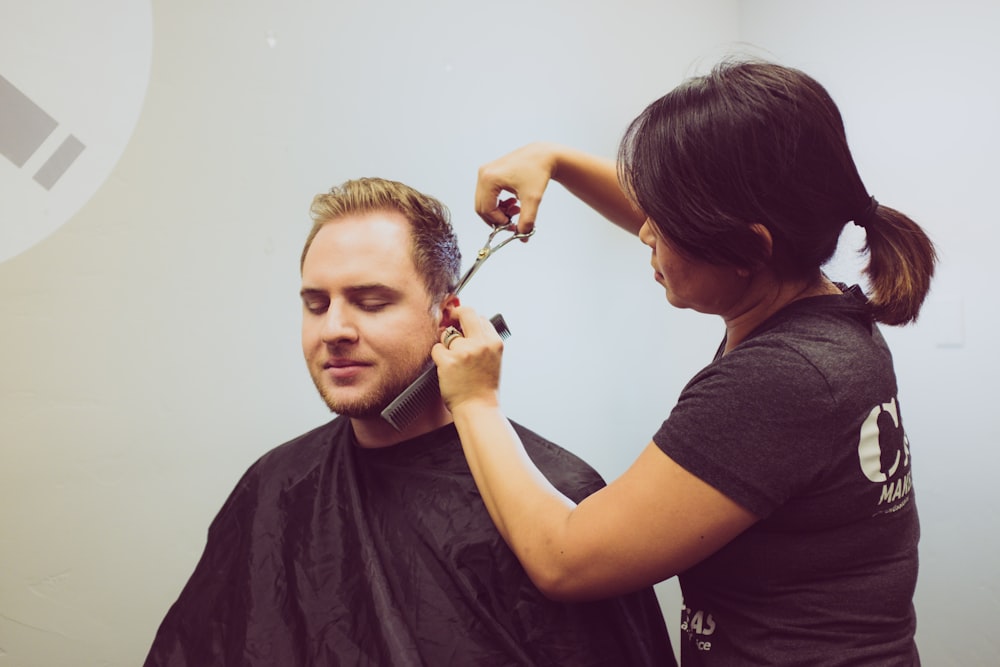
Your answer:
[442,326,463,349]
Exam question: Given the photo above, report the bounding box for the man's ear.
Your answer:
[439,294,460,329]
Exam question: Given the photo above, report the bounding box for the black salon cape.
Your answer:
[144,417,674,666]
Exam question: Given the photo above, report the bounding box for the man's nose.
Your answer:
[320,303,359,344]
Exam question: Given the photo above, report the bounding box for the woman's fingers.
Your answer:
[474,143,556,235]
[433,306,504,410]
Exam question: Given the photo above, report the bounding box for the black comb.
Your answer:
[381,313,511,431]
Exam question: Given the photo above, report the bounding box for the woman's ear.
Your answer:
[748,223,774,258]
[439,294,461,329]
[738,223,773,276]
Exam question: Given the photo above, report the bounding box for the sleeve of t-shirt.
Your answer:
[653,339,839,518]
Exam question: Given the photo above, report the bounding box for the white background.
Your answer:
[1,1,996,665]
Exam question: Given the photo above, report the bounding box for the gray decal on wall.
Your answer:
[0,74,59,168]
[0,0,152,265]
[33,134,86,190]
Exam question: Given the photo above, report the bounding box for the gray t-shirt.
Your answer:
[654,285,919,666]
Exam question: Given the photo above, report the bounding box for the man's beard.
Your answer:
[310,356,432,419]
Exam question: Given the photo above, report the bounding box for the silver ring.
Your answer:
[442,326,463,349]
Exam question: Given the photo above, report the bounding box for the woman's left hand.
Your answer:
[431,305,504,412]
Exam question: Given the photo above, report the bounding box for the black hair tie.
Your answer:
[854,196,879,229]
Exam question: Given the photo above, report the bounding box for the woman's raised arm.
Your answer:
[474,142,646,236]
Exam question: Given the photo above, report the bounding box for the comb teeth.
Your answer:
[490,313,511,339]
[381,364,439,431]
[381,313,511,431]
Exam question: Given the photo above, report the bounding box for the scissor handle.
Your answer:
[486,222,535,254]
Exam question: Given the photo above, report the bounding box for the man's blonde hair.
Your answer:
[303,178,461,300]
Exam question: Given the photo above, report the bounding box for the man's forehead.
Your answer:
[307,214,413,260]
[321,209,411,236]
[301,215,432,296]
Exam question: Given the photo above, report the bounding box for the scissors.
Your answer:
[453,221,535,295]
[379,220,533,431]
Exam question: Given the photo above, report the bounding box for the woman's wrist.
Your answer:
[451,395,502,424]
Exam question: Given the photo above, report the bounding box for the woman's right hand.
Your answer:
[475,143,645,237]
[474,142,561,236]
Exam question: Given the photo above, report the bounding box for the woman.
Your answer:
[432,60,935,665]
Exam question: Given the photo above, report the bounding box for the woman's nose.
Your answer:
[638,219,656,247]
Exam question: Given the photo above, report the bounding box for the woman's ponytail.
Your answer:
[857,202,937,325]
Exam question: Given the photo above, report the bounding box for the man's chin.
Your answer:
[313,360,432,420]
[321,381,421,420]
[322,394,386,420]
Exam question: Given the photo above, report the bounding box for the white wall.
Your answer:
[0,1,735,665]
[1,1,995,665]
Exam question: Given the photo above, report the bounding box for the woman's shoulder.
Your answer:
[687,290,897,418]
[729,287,885,372]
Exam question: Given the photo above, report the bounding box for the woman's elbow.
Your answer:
[526,550,675,603]
[525,561,600,603]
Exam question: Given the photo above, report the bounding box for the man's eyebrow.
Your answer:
[343,284,401,297]
[299,284,403,298]
[299,287,326,299]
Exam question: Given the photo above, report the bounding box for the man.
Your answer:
[144,178,674,665]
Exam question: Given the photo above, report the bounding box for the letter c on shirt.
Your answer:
[857,397,908,483]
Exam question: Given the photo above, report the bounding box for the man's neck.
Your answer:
[350,400,454,448]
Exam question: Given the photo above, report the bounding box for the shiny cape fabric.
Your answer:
[144,417,675,666]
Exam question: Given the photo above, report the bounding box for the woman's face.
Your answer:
[638,218,750,317]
